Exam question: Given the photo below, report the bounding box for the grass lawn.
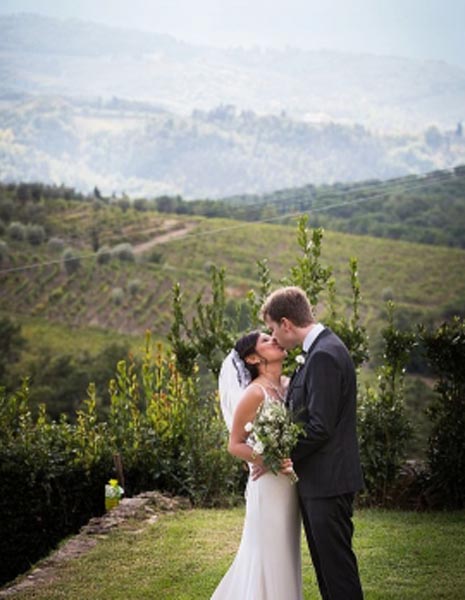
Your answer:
[6,507,465,599]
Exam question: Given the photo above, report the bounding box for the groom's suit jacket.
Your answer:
[287,327,364,499]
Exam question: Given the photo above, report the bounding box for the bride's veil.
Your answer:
[218,349,251,431]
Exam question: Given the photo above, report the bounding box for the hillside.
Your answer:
[1,189,464,345]
[1,95,464,199]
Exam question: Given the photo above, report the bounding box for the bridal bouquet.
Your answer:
[245,401,303,484]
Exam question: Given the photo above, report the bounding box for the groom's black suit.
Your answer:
[287,327,364,600]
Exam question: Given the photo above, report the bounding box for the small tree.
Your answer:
[169,266,239,377]
[358,302,415,505]
[283,215,332,305]
[325,258,369,369]
[247,259,271,328]
[168,283,198,378]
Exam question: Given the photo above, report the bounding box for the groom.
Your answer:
[259,286,364,600]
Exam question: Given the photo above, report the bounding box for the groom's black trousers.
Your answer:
[299,493,363,600]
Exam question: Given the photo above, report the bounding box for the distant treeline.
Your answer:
[2,164,465,248]
[151,165,465,248]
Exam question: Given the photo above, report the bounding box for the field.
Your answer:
[4,507,465,599]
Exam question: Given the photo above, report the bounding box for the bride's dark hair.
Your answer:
[235,330,261,381]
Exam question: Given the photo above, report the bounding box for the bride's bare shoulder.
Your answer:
[235,382,264,407]
[233,383,265,420]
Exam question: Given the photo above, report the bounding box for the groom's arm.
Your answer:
[291,351,341,463]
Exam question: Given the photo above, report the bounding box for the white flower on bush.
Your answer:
[244,422,253,433]
[295,354,306,365]
[253,440,265,455]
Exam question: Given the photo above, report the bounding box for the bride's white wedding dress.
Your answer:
[211,388,302,600]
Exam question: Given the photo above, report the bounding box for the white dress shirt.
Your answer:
[302,323,325,354]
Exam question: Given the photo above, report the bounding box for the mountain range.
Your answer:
[1,13,464,197]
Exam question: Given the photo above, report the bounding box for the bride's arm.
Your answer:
[228,385,265,466]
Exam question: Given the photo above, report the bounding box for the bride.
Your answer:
[211,331,302,600]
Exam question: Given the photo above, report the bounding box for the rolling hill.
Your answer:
[1,187,464,347]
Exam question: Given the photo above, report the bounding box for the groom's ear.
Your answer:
[280,317,293,332]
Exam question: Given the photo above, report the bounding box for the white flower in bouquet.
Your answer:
[253,440,265,455]
[245,401,303,484]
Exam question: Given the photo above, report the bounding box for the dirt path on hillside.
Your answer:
[0,492,191,598]
[132,222,197,255]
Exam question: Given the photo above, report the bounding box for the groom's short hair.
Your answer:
[261,286,315,327]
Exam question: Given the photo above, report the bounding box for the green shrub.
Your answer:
[128,278,141,296]
[0,340,244,584]
[420,317,465,508]
[107,337,243,504]
[381,286,395,302]
[0,384,112,587]
[358,303,414,505]
[111,287,125,305]
[62,247,80,275]
[0,316,25,381]
[49,286,64,303]
[116,197,130,212]
[133,198,148,211]
[26,223,46,245]
[7,221,26,241]
[48,237,65,253]
[112,243,135,262]
[0,199,14,222]
[147,249,163,263]
[97,245,112,264]
[0,240,7,264]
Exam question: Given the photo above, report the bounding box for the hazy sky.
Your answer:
[1,0,465,68]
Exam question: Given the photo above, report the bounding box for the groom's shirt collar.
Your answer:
[302,323,325,354]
